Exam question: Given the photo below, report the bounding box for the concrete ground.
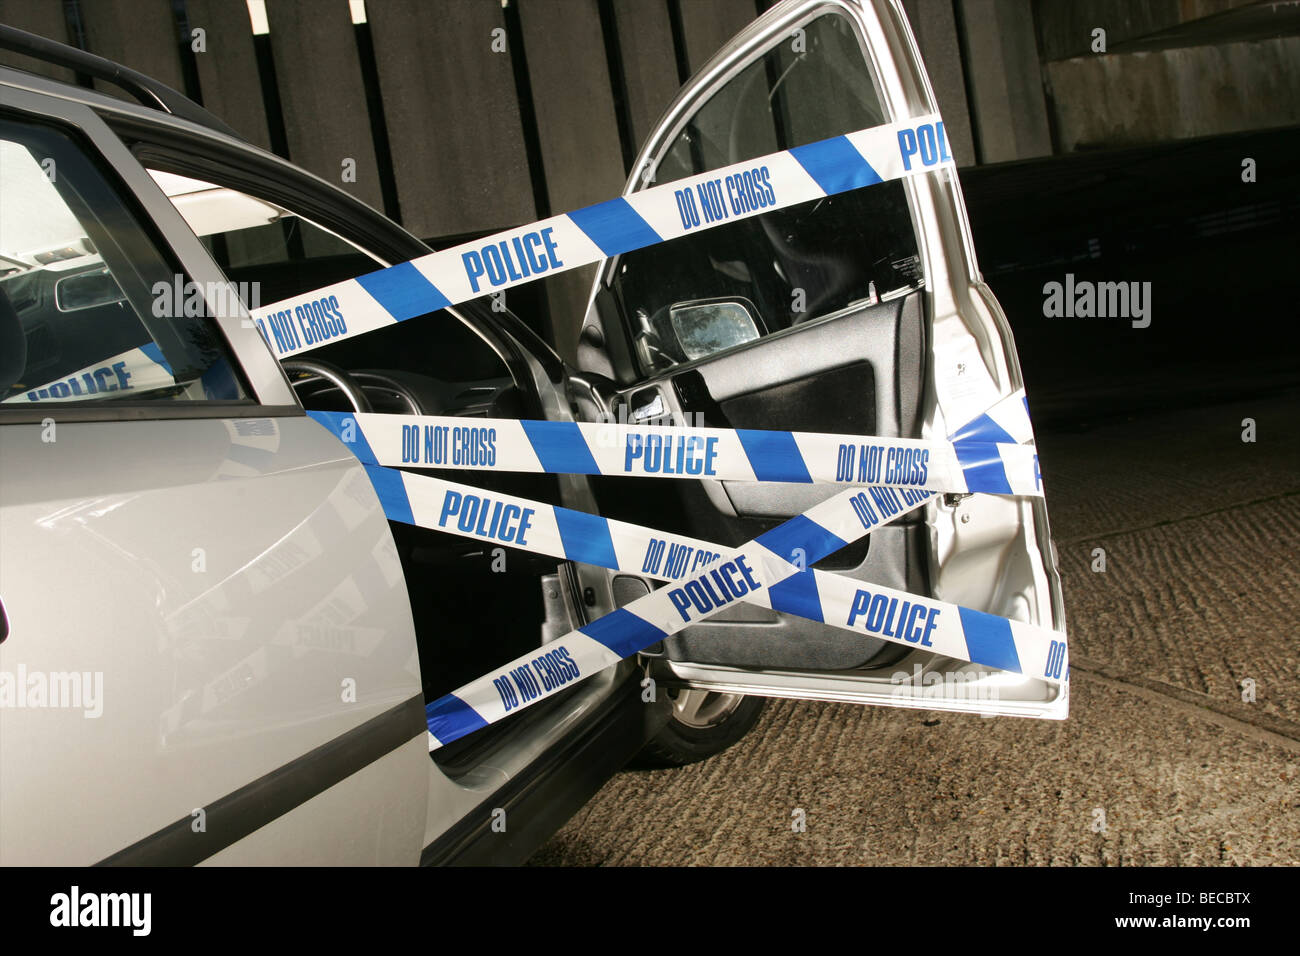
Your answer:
[532,390,1300,865]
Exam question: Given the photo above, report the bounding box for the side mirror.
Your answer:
[668,298,761,361]
[55,268,125,312]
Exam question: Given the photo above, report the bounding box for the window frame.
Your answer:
[146,167,389,294]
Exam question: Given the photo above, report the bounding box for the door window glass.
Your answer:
[655,12,887,184]
[148,169,513,385]
[0,119,247,405]
[612,13,922,374]
[149,169,382,306]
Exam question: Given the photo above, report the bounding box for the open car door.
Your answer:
[576,0,1066,719]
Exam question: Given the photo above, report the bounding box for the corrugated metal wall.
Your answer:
[0,0,777,360]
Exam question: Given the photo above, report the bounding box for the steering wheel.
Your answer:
[282,358,374,413]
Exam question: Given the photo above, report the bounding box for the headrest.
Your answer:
[0,283,27,395]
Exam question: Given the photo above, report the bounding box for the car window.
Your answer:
[0,117,248,406]
[148,169,384,306]
[612,13,922,374]
[654,12,888,185]
[149,168,515,385]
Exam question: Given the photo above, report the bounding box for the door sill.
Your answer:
[659,652,1068,719]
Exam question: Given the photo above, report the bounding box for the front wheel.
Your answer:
[630,689,765,768]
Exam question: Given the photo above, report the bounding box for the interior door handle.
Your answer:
[567,373,615,422]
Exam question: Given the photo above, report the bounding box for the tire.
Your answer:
[630,689,765,769]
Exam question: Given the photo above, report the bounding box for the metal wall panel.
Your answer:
[80,0,186,101]
[265,0,383,210]
[0,0,75,83]
[185,0,272,149]
[368,0,536,238]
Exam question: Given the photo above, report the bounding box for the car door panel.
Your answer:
[0,415,427,865]
[669,290,924,519]
[0,89,429,864]
[607,291,926,670]
[199,735,430,866]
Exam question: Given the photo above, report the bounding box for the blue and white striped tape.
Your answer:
[307,396,1041,496]
[8,341,244,404]
[946,388,1035,446]
[352,447,1063,694]
[421,478,1066,751]
[346,392,1060,750]
[360,463,737,576]
[4,343,175,403]
[346,390,1036,577]
[358,461,1054,687]
[766,565,1067,684]
[249,115,955,358]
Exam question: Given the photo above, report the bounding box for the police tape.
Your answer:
[945,387,1035,447]
[363,462,1039,688]
[249,114,955,358]
[308,405,1041,496]
[352,392,1038,570]
[3,343,174,403]
[422,479,1067,750]
[398,391,1060,749]
[363,459,950,597]
[359,448,1014,678]
[363,464,745,577]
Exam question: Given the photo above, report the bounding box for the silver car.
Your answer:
[0,0,1064,866]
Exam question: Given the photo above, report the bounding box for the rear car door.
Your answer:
[116,122,655,864]
[0,83,428,865]
[577,0,1066,718]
